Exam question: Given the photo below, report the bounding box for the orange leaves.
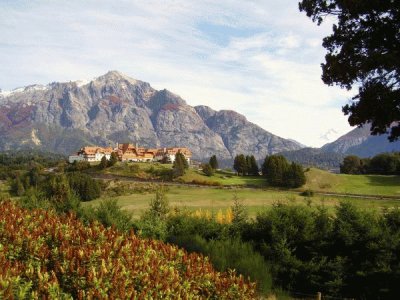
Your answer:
[0,201,256,298]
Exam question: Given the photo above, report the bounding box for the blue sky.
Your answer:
[0,0,354,146]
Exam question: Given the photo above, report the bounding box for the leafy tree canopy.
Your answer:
[299,0,400,141]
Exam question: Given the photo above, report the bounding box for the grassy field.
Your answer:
[97,162,400,197]
[85,183,400,219]
[97,162,266,187]
[304,168,400,196]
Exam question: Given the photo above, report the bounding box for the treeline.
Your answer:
[10,167,101,204]
[232,154,306,188]
[340,152,400,175]
[0,150,65,179]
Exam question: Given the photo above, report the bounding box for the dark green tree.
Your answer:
[299,0,400,141]
[262,155,290,187]
[99,156,108,169]
[67,172,101,201]
[285,162,306,188]
[248,155,259,176]
[172,153,188,178]
[209,155,219,170]
[233,154,247,176]
[109,152,118,166]
[340,155,362,174]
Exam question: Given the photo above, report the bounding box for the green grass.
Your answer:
[180,169,266,187]
[304,168,400,196]
[97,163,400,197]
[95,162,266,187]
[85,184,400,219]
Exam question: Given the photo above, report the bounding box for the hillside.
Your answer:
[0,71,303,160]
[279,147,346,170]
[303,168,400,196]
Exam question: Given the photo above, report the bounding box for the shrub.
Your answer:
[202,163,215,176]
[67,172,101,201]
[300,189,314,197]
[0,201,256,299]
[169,235,272,295]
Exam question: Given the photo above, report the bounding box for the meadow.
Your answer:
[87,162,400,218]
[303,168,400,196]
[85,183,400,219]
[98,162,400,196]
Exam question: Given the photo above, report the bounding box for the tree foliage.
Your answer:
[202,163,215,176]
[233,154,247,175]
[172,153,188,178]
[99,156,108,169]
[109,152,118,166]
[209,155,219,170]
[299,0,400,141]
[262,155,306,188]
[340,152,400,174]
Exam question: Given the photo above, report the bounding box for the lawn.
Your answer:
[85,184,400,219]
[304,168,400,196]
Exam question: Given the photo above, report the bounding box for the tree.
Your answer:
[209,155,219,170]
[286,162,306,188]
[340,155,362,174]
[99,156,108,169]
[248,155,259,176]
[262,155,290,186]
[172,152,188,178]
[202,163,215,176]
[109,152,118,166]
[299,0,400,141]
[233,154,247,176]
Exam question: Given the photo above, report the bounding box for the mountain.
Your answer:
[279,147,346,171]
[278,125,400,171]
[321,125,400,157]
[0,71,303,160]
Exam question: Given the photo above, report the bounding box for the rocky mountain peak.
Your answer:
[0,72,305,160]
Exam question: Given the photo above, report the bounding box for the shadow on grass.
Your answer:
[366,175,400,187]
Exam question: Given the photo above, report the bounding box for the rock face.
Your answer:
[321,125,400,157]
[0,71,303,160]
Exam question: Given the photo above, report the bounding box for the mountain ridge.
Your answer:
[0,71,304,160]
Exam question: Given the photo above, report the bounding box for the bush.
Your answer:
[0,201,256,299]
[300,189,314,197]
[67,172,101,201]
[169,235,272,295]
[202,163,215,176]
[84,198,132,232]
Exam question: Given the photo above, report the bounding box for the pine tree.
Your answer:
[249,155,259,176]
[99,156,108,169]
[209,155,219,170]
[262,155,290,186]
[172,153,187,178]
[285,162,306,188]
[233,154,247,176]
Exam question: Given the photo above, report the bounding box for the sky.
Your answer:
[0,0,355,147]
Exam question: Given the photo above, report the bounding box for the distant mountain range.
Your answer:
[1,70,398,167]
[0,71,302,160]
[279,125,400,170]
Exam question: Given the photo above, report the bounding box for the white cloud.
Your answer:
[0,0,353,147]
